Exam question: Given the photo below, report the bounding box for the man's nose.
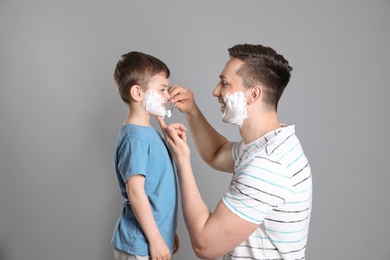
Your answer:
[212,84,220,97]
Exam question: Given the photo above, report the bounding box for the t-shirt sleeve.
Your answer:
[223,157,294,224]
[232,142,239,161]
[117,138,149,183]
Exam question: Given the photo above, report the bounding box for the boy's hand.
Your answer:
[173,233,180,254]
[149,238,171,260]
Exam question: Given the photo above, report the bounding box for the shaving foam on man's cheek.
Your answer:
[143,90,167,117]
[222,91,248,127]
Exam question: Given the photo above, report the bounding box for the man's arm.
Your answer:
[158,123,258,259]
[178,164,259,259]
[169,86,235,173]
[126,175,171,258]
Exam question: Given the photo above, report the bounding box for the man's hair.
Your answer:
[228,44,292,111]
[113,51,170,104]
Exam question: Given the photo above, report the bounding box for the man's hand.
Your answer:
[156,116,190,165]
[156,116,187,143]
[168,85,197,115]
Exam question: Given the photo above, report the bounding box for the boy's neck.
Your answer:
[124,107,152,127]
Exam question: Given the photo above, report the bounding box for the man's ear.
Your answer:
[130,85,143,102]
[247,85,262,104]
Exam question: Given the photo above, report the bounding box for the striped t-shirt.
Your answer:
[222,124,312,260]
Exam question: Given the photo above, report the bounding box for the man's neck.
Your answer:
[239,111,281,144]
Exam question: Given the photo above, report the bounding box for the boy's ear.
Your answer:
[247,85,262,104]
[130,85,143,102]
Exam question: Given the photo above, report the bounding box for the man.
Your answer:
[158,44,312,259]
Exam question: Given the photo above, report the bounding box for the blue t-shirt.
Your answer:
[111,124,178,256]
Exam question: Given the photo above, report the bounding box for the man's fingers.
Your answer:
[176,129,187,143]
[167,125,184,143]
[168,85,189,103]
[155,116,167,130]
[169,91,189,104]
[170,123,187,132]
[156,116,187,144]
[169,123,187,142]
[168,85,186,96]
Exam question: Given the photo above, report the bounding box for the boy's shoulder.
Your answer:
[119,124,159,141]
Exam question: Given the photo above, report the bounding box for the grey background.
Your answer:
[1,1,389,259]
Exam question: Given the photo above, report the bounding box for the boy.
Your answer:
[111,51,181,259]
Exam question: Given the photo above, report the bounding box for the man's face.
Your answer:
[213,58,248,127]
[143,73,170,117]
[213,58,245,109]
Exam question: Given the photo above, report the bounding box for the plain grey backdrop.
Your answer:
[1,1,389,259]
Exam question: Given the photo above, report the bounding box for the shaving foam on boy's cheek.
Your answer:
[143,90,167,117]
[222,91,248,127]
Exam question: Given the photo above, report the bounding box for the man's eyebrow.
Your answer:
[219,75,227,80]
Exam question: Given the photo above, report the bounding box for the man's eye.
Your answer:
[222,81,228,86]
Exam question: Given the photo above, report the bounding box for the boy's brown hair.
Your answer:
[114,51,170,104]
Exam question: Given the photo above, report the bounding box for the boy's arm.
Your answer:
[126,175,171,258]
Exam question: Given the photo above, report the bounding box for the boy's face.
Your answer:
[142,73,170,117]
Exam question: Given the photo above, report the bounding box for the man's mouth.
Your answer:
[218,100,226,112]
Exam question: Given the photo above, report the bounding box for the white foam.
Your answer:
[143,89,167,117]
[222,91,247,127]
[165,109,172,118]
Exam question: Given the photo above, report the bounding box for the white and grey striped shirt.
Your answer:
[223,124,312,260]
